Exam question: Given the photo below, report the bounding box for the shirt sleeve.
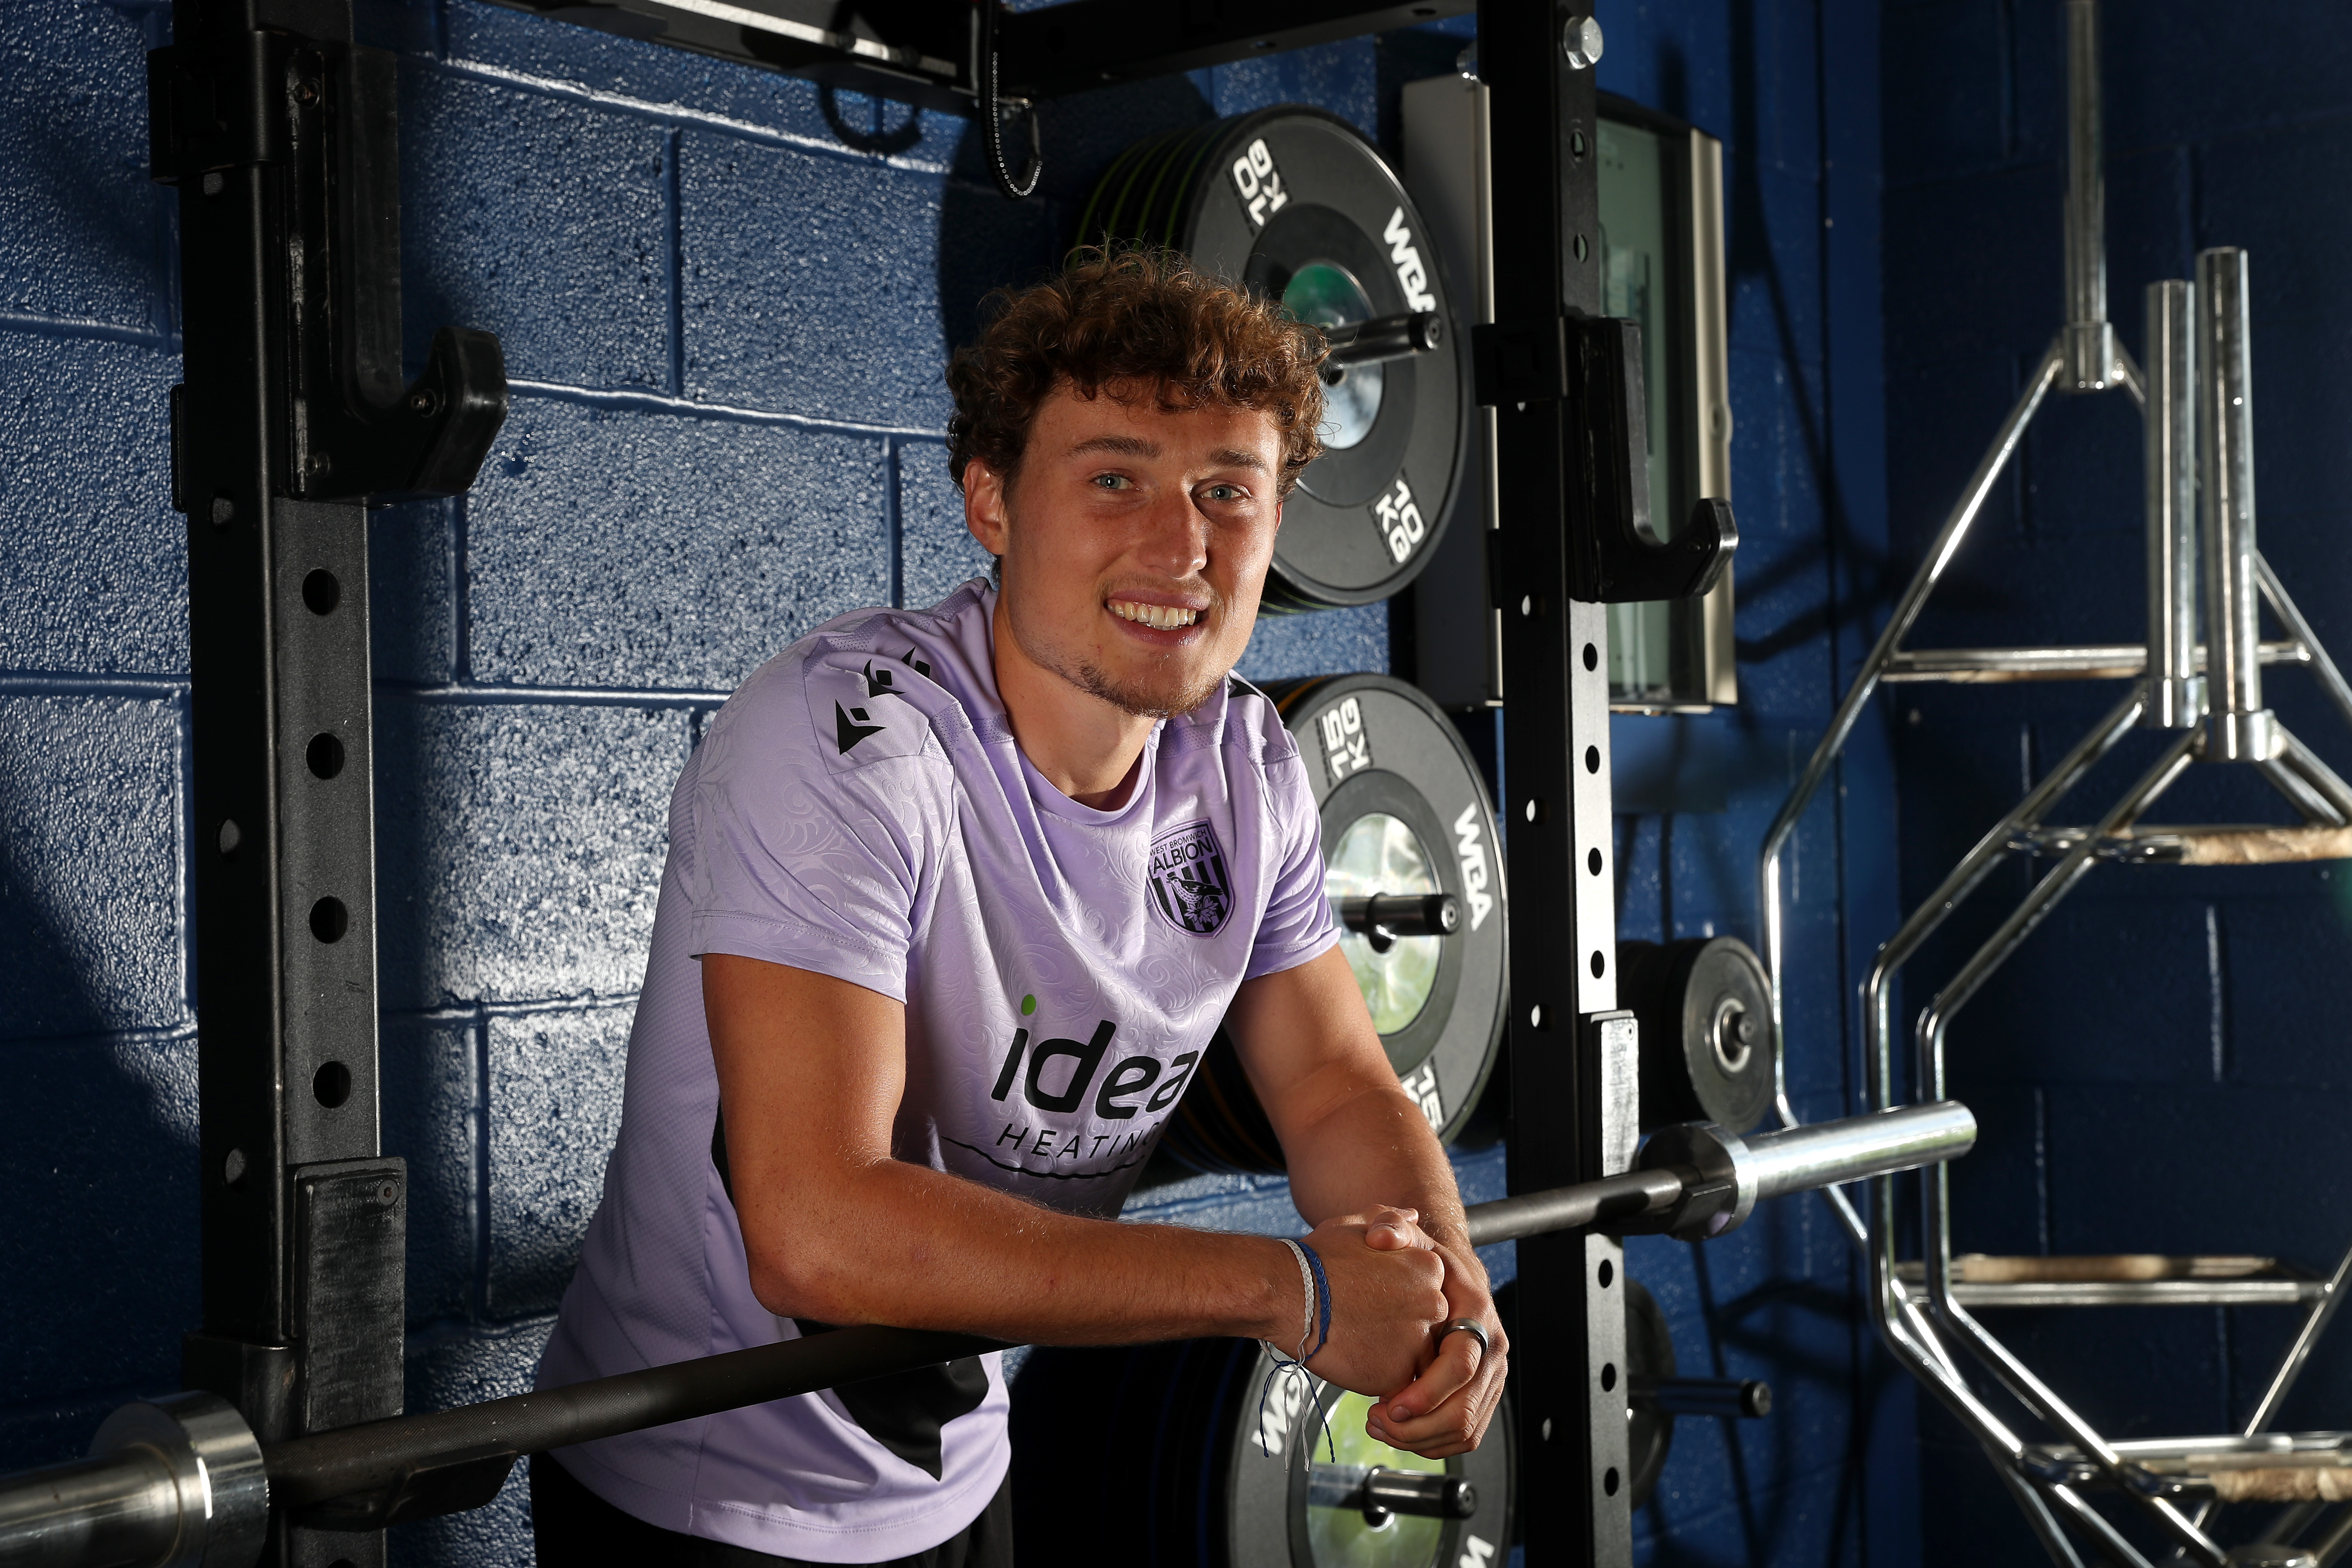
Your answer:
[682,676,934,1003]
[1244,749,1341,981]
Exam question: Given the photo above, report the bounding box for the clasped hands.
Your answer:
[1290,1205,1508,1460]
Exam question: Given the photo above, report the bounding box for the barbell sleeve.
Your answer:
[0,1392,266,1568]
[1740,1100,1979,1203]
[1307,1463,1478,1520]
[0,1452,182,1568]
[1335,891,1461,949]
[1319,310,1445,375]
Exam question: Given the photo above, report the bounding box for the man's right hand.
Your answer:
[1284,1207,1451,1396]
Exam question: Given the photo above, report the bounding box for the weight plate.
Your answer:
[1618,935,1777,1134]
[1080,107,1470,612]
[1164,674,1508,1174]
[1624,1278,1675,1509]
[1012,1340,1513,1568]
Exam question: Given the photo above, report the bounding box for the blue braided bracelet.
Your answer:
[1296,1240,1333,1362]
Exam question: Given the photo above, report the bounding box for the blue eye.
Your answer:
[1205,484,1242,502]
[1093,473,1132,491]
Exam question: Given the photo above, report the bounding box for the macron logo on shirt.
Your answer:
[834,702,887,753]
[805,646,933,769]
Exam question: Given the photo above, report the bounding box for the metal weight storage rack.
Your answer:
[1755,4,2352,1565]
[0,3,1970,1567]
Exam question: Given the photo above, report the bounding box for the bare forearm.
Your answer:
[739,1156,1293,1347]
[1282,1082,1467,1243]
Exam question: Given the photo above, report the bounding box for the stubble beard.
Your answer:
[1063,651,1230,720]
[1018,615,1235,719]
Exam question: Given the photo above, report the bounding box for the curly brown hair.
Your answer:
[945,248,1327,497]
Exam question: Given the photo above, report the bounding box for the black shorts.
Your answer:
[529,1452,1013,1568]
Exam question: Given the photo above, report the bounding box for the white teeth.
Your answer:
[1110,599,1202,631]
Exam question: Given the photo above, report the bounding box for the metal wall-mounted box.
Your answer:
[1402,74,1735,714]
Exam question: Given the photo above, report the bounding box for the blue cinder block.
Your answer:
[1234,604,1389,684]
[0,1034,196,1408]
[0,694,184,1040]
[2104,0,2352,153]
[393,1321,553,1568]
[0,0,162,335]
[677,130,952,429]
[1592,0,1735,137]
[486,1004,633,1318]
[1882,170,2063,368]
[896,440,991,612]
[2214,894,2352,1089]
[2104,143,2195,303]
[1727,169,1826,356]
[2014,388,2141,540]
[463,394,890,690]
[1884,350,2030,562]
[400,66,673,393]
[369,500,457,688]
[381,1014,480,1325]
[1205,41,1377,135]
[0,333,184,677]
[441,0,964,175]
[1937,1082,2050,1257]
[373,700,688,1010]
[1883,0,2010,184]
[1740,5,1826,180]
[1726,344,1827,545]
[1918,1427,2056,1568]
[2047,1083,2352,1264]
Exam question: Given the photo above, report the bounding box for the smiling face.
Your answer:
[966,380,1287,721]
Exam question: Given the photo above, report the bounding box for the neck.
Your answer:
[990,593,1160,810]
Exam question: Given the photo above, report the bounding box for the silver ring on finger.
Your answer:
[1437,1317,1489,1361]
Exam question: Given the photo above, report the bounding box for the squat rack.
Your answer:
[0,2,1895,1566]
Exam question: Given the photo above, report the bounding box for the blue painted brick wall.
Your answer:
[0,0,1908,1564]
[1882,2,2352,1563]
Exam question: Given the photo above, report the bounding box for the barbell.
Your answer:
[0,1100,1974,1568]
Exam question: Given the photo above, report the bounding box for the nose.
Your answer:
[1133,486,1210,579]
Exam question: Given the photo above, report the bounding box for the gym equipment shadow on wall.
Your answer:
[1758,3,2352,1565]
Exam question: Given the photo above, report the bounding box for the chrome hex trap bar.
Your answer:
[0,1102,1974,1568]
[1754,3,2352,1565]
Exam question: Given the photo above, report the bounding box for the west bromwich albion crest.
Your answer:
[1147,820,1234,937]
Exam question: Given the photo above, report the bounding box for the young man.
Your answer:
[532,251,1507,1566]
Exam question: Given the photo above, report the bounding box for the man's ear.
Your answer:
[964,460,1011,557]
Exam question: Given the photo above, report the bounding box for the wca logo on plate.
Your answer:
[1147,820,1233,936]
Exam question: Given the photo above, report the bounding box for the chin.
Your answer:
[1082,658,1231,720]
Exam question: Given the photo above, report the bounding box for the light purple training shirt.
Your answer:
[536,581,1340,1561]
